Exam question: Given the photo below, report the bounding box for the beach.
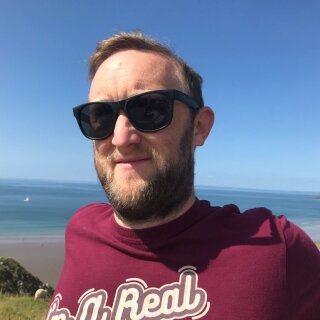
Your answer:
[0,235,64,287]
[0,234,319,289]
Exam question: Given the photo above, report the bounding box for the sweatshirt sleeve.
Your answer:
[280,216,320,320]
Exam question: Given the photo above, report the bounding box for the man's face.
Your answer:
[89,50,196,224]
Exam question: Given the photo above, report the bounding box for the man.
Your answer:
[47,32,320,320]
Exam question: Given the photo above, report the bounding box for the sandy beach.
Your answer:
[0,235,319,289]
[0,234,64,288]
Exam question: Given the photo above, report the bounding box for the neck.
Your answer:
[114,193,196,229]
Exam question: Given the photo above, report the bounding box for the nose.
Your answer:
[111,112,141,147]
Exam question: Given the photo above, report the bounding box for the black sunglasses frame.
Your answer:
[73,89,200,140]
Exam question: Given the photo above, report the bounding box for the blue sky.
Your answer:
[1,0,319,192]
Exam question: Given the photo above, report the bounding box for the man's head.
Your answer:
[76,31,214,227]
[89,31,204,109]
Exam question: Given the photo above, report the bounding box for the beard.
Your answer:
[95,125,195,224]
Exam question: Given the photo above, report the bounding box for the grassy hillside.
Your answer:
[0,295,49,320]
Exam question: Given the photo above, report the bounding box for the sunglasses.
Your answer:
[73,89,200,140]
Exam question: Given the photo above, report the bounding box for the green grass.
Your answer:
[0,295,49,320]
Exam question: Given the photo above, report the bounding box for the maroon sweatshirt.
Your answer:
[47,199,320,320]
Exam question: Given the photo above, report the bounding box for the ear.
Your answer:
[193,106,214,147]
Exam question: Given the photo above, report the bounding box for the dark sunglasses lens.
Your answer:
[79,103,114,139]
[126,93,172,131]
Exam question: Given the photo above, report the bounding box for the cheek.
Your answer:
[151,134,181,165]
[94,140,112,157]
[93,142,113,172]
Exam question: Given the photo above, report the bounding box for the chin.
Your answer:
[113,166,155,183]
[112,178,148,198]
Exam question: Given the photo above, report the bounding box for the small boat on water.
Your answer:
[24,196,29,202]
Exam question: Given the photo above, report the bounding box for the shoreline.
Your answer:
[0,233,64,244]
[0,233,319,289]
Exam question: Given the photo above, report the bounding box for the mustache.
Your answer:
[107,146,155,162]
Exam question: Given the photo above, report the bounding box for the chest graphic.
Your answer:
[46,266,210,320]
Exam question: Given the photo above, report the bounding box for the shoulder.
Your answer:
[276,215,320,317]
[216,205,281,238]
[74,202,112,215]
[242,208,320,316]
[212,204,318,256]
[231,206,318,251]
[66,202,113,233]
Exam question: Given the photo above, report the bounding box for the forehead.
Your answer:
[89,50,186,101]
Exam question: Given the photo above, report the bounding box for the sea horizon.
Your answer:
[1,177,320,195]
[0,178,319,242]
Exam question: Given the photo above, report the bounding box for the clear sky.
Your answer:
[1,0,319,192]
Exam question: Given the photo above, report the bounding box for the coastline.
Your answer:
[1,179,319,291]
[0,233,319,289]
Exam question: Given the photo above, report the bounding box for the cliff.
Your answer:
[0,256,54,296]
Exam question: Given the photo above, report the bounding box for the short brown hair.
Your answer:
[89,31,204,107]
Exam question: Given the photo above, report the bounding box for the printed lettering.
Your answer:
[46,295,75,320]
[76,289,111,320]
[46,267,210,320]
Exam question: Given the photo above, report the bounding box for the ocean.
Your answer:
[0,179,319,242]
